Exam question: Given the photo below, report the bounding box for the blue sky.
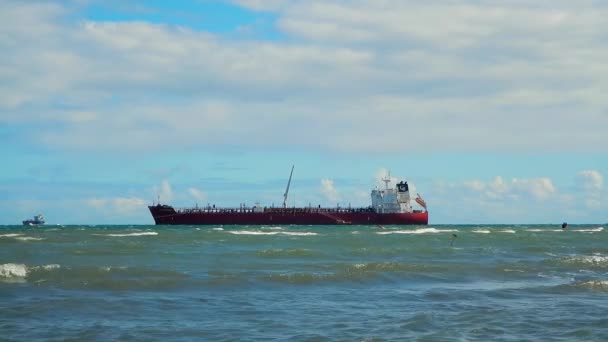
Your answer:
[1,0,606,224]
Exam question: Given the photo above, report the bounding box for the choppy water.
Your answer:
[1,224,607,341]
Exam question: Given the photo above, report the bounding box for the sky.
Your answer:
[1,0,606,225]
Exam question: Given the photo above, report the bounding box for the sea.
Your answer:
[1,224,607,341]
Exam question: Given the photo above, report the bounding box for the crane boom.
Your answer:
[283,165,294,208]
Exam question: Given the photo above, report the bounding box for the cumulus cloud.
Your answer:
[86,198,107,209]
[577,170,604,191]
[86,197,147,215]
[153,180,173,203]
[320,178,340,202]
[188,187,207,202]
[1,0,607,153]
[452,176,556,201]
[511,177,556,200]
[575,170,604,210]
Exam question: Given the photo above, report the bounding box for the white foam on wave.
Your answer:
[229,230,317,236]
[566,255,608,265]
[33,264,61,271]
[499,229,516,233]
[503,268,525,273]
[264,226,284,230]
[0,233,24,238]
[572,227,604,232]
[578,280,608,288]
[212,227,224,231]
[100,266,128,272]
[0,263,28,278]
[281,232,317,236]
[15,236,45,241]
[376,228,458,235]
[472,229,491,234]
[96,232,158,237]
[527,227,603,233]
[230,230,278,235]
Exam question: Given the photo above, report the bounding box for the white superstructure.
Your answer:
[371,175,426,214]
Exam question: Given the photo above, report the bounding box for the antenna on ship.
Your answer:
[283,165,294,208]
[382,171,392,190]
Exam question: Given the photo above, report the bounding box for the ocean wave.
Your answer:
[348,262,428,273]
[0,263,62,283]
[256,249,318,258]
[228,230,317,236]
[472,229,491,234]
[282,232,317,236]
[15,236,45,241]
[0,233,23,238]
[33,264,61,271]
[0,234,45,241]
[562,255,608,266]
[503,268,525,273]
[0,263,28,279]
[212,227,224,231]
[264,262,436,284]
[573,280,608,291]
[266,272,333,284]
[1,262,191,289]
[527,227,603,233]
[499,229,516,233]
[571,227,604,232]
[376,228,458,235]
[95,232,158,237]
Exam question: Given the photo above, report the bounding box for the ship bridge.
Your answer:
[371,176,422,214]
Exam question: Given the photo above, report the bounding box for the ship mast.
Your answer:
[382,171,391,190]
[283,165,294,208]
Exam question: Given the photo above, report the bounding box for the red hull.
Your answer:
[149,205,428,225]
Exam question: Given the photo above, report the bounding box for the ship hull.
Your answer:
[22,220,44,226]
[148,205,428,225]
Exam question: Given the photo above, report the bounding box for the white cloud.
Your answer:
[511,177,556,200]
[450,176,556,201]
[86,196,147,215]
[230,0,288,11]
[1,0,608,153]
[188,187,207,202]
[153,180,173,203]
[86,198,107,210]
[320,178,340,202]
[578,170,604,191]
[111,197,147,214]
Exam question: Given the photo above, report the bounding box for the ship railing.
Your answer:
[175,207,263,214]
[173,206,377,214]
[264,207,375,214]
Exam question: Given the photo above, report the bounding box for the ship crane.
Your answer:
[283,165,294,208]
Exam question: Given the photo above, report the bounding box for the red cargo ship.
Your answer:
[148,167,428,225]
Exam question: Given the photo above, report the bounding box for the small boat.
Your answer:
[22,214,45,226]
